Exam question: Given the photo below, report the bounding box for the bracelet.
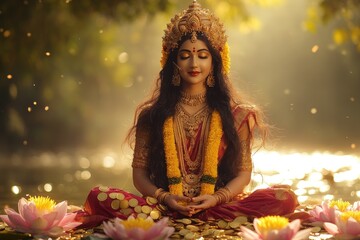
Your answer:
[212,187,233,205]
[154,188,164,199]
[154,188,171,204]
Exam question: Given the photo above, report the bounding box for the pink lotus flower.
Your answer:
[103,216,174,240]
[0,196,81,237]
[240,216,312,240]
[309,199,350,223]
[350,201,360,211]
[324,210,360,239]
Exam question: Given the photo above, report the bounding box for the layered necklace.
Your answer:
[163,91,223,197]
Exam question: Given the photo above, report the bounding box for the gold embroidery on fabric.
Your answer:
[132,130,150,169]
[239,140,252,171]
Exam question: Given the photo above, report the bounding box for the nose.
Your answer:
[190,56,198,68]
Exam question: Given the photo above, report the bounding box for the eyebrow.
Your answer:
[179,48,210,53]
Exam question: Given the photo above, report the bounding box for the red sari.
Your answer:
[76,105,298,228]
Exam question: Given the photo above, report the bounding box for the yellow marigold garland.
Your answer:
[163,111,223,196]
[163,117,183,196]
[220,42,231,75]
[200,110,223,195]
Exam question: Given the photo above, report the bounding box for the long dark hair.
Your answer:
[128,33,252,190]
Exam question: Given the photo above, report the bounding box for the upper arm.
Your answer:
[233,106,256,172]
[132,124,150,169]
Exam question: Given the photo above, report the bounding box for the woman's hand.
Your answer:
[164,194,193,216]
[189,194,217,214]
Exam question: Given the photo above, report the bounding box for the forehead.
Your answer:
[179,39,209,50]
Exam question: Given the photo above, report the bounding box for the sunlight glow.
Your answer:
[44,183,53,192]
[11,186,21,195]
[310,108,318,114]
[311,45,319,53]
[103,156,115,168]
[79,157,90,169]
[253,151,360,200]
[80,170,91,180]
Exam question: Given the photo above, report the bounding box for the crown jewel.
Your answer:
[161,1,228,64]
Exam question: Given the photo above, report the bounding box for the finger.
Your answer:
[191,203,206,209]
[191,196,205,203]
[179,210,192,217]
[175,204,192,212]
[176,195,191,202]
[190,208,203,215]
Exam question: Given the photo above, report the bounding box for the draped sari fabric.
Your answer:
[76,105,299,228]
[77,186,298,229]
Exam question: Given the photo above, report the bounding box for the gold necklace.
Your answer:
[163,110,223,197]
[179,91,206,106]
[174,104,211,197]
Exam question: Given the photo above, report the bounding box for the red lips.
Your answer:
[188,71,200,76]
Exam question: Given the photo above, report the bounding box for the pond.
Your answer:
[1,149,359,212]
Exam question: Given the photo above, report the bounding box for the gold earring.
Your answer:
[206,69,215,87]
[172,68,181,86]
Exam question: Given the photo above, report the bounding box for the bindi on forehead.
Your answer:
[192,47,196,53]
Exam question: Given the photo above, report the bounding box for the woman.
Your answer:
[78,0,298,228]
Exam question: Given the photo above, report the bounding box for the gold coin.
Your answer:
[128,198,139,207]
[217,219,228,229]
[186,224,199,232]
[116,193,125,200]
[190,218,204,224]
[201,229,214,236]
[311,226,322,233]
[175,223,184,230]
[146,196,158,205]
[137,213,148,219]
[224,229,235,235]
[119,208,133,216]
[229,221,240,229]
[111,200,120,210]
[141,205,152,214]
[178,229,190,236]
[156,204,167,212]
[233,216,248,224]
[109,192,118,199]
[212,229,224,237]
[134,205,142,213]
[177,218,192,225]
[184,232,195,239]
[203,223,211,230]
[149,210,160,220]
[97,192,108,201]
[119,199,129,209]
[98,186,109,192]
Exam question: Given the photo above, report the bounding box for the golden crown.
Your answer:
[161,0,230,74]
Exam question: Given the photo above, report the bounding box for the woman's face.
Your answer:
[176,39,212,90]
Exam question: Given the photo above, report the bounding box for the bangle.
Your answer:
[154,188,171,204]
[154,188,164,199]
[212,187,233,205]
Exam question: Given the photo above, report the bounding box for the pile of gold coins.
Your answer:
[168,216,251,239]
[96,185,163,220]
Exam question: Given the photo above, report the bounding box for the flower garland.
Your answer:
[220,42,231,76]
[163,110,223,196]
[163,117,183,196]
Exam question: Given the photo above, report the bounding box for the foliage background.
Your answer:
[1,0,360,154]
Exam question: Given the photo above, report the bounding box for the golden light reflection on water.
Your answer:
[2,150,359,209]
[252,151,360,204]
